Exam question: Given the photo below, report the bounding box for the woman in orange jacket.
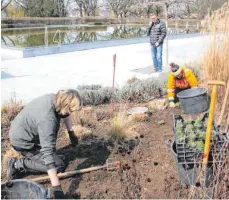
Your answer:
[167,62,198,108]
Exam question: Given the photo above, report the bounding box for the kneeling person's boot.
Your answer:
[6,158,25,180]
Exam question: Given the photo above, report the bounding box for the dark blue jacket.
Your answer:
[148,19,167,45]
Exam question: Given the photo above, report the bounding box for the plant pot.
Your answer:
[177,88,209,114]
[1,179,47,199]
[167,139,213,187]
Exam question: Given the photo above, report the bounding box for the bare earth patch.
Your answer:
[1,102,189,199]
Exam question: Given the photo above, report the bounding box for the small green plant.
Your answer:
[189,132,197,140]
[197,130,206,139]
[188,139,196,148]
[185,124,195,135]
[175,115,216,152]
[176,120,183,129]
[195,141,205,151]
[176,129,185,142]
[194,116,202,129]
[184,117,193,125]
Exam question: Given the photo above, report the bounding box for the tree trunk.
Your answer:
[114,11,118,18]
[1,0,12,11]
[80,6,83,17]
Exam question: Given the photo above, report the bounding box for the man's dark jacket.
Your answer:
[148,19,167,45]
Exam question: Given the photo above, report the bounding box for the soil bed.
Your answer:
[1,102,190,199]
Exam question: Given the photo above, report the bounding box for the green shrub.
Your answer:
[77,84,102,90]
[79,87,113,106]
[77,76,166,106]
[116,77,166,103]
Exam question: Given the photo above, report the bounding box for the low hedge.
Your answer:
[1,17,201,28]
[1,17,119,28]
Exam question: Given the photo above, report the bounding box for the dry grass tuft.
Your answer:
[201,10,229,117]
[131,113,149,122]
[95,108,111,121]
[147,98,167,110]
[110,107,139,140]
[71,106,97,127]
[65,125,92,139]
[126,76,140,84]
[1,97,23,128]
[2,147,23,167]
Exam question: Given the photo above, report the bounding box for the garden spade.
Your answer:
[202,80,225,185]
[29,159,121,183]
[218,80,229,129]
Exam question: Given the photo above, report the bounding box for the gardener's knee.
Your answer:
[55,155,66,173]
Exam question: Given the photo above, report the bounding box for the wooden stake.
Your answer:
[112,54,117,93]
[165,3,169,68]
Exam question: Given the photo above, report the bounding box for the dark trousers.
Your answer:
[174,87,190,103]
[13,146,65,174]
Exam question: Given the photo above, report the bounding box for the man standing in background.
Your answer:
[148,14,167,72]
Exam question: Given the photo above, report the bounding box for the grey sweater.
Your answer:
[148,19,167,45]
[9,94,61,170]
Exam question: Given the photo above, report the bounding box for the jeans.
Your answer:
[151,44,163,72]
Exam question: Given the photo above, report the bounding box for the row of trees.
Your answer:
[1,0,228,18]
[1,0,71,16]
[102,0,228,19]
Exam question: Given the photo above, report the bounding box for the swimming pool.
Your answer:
[1,24,200,48]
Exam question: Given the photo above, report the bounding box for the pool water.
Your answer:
[1,24,200,48]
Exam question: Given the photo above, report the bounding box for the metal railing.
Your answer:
[53,29,61,45]
[44,26,62,47]
[44,26,48,46]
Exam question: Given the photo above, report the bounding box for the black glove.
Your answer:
[49,185,65,199]
[68,130,78,147]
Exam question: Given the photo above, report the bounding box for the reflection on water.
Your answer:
[1,25,200,48]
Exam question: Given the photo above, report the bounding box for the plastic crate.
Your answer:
[172,113,228,164]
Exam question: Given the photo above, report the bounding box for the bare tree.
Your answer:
[103,0,227,19]
[194,0,228,19]
[56,0,71,16]
[129,0,162,18]
[75,0,99,16]
[153,4,163,16]
[15,0,70,17]
[104,0,122,17]
[74,0,84,17]
[1,0,12,11]
[119,0,136,18]
[180,1,197,19]
[142,0,155,17]
[86,0,99,16]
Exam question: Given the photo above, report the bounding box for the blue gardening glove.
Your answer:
[68,130,78,147]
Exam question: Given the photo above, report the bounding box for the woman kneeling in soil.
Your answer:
[7,89,81,198]
[167,62,198,108]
